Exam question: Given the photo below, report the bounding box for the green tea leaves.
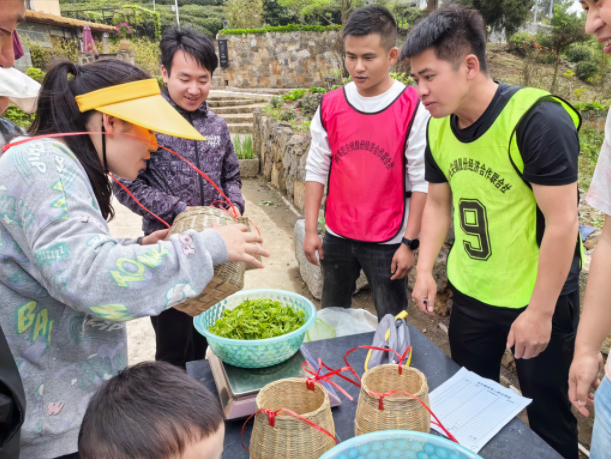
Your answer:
[209,298,305,340]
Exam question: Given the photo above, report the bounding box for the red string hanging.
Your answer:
[301,358,361,401]
[372,389,459,443]
[241,408,339,452]
[343,345,412,382]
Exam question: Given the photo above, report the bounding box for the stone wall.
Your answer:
[580,110,608,132]
[215,31,343,88]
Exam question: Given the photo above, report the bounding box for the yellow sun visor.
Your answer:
[75,79,206,141]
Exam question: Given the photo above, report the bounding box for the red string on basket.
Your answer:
[110,175,171,228]
[241,408,339,452]
[371,389,459,443]
[301,359,361,401]
[343,345,412,382]
[2,133,262,238]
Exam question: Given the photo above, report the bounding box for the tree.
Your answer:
[548,3,588,93]
[458,0,534,38]
[427,0,438,13]
[263,0,301,26]
[224,0,266,28]
[278,0,365,24]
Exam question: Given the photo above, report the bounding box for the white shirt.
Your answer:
[305,80,430,244]
[585,111,611,382]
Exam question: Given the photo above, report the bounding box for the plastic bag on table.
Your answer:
[367,313,411,369]
[304,307,377,342]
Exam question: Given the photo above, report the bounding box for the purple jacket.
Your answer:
[113,89,245,235]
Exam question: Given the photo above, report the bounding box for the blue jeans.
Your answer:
[591,376,611,459]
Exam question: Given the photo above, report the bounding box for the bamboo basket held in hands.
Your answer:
[355,365,430,436]
[250,378,337,459]
[165,206,251,317]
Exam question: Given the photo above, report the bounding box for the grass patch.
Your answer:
[578,127,604,192]
[233,134,254,160]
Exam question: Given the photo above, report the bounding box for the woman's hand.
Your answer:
[211,223,269,268]
[141,229,170,245]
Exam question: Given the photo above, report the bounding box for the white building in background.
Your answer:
[24,0,62,17]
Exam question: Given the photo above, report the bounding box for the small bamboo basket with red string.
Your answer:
[243,360,356,459]
[344,345,458,442]
[249,377,336,459]
[164,206,250,317]
[355,364,430,436]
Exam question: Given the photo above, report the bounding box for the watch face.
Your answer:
[411,239,420,250]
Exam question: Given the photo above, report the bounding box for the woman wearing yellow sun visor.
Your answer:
[0,59,269,459]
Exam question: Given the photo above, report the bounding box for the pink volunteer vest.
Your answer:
[321,86,420,242]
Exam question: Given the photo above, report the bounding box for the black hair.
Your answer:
[160,26,219,76]
[78,361,224,459]
[400,4,487,73]
[343,5,397,50]
[28,59,150,221]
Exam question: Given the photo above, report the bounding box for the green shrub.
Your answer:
[390,72,414,85]
[25,67,45,83]
[280,107,296,121]
[3,104,34,130]
[576,61,598,81]
[297,95,320,116]
[219,24,342,36]
[156,76,166,90]
[310,86,327,94]
[282,89,307,102]
[508,31,534,55]
[270,97,283,108]
[574,101,609,110]
[509,31,555,64]
[566,45,593,63]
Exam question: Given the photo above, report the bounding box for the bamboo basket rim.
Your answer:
[256,377,330,418]
[361,365,428,401]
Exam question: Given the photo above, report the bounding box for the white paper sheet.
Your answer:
[428,367,532,453]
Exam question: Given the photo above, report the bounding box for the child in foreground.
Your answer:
[78,361,225,459]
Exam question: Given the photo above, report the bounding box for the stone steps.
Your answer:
[227,123,253,134]
[212,103,266,115]
[207,96,266,102]
[219,113,254,124]
[208,98,268,107]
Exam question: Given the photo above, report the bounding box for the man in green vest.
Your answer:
[403,5,582,459]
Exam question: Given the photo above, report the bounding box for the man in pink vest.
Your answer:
[303,5,430,319]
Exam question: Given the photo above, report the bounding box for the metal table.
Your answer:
[187,328,562,458]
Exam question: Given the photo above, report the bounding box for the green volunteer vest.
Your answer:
[428,87,582,308]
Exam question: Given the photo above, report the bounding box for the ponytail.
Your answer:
[28,60,150,221]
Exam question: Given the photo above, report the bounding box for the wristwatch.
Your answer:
[401,237,420,251]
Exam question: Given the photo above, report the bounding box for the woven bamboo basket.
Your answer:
[355,365,430,436]
[165,207,246,317]
[250,378,336,459]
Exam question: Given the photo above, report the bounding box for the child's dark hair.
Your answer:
[160,26,219,76]
[78,361,224,459]
[400,4,487,73]
[343,5,397,50]
[28,59,150,221]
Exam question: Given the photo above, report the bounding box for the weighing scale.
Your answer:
[206,345,342,420]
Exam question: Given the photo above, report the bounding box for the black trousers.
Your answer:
[150,307,208,370]
[320,232,408,320]
[449,289,580,459]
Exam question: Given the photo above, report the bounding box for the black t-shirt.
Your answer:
[425,82,581,304]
